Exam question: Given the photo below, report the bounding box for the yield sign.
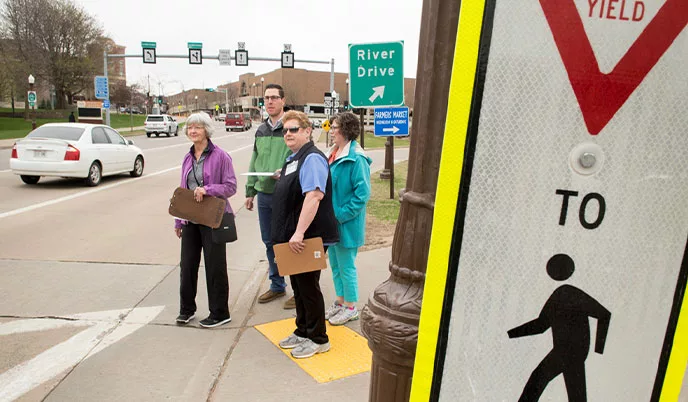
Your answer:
[540,0,688,135]
[0,306,164,401]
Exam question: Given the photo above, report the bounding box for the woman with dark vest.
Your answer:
[272,110,339,359]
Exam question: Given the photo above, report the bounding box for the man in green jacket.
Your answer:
[245,84,295,309]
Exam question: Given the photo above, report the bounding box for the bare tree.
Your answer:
[0,0,105,108]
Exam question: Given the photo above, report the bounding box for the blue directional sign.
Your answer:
[94,76,109,100]
[374,106,409,136]
[102,99,110,109]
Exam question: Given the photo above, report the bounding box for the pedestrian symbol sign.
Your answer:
[348,41,404,108]
[411,1,688,401]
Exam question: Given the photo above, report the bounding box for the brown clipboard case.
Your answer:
[274,237,327,276]
[168,187,226,229]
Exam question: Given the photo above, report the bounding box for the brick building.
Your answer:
[165,67,416,117]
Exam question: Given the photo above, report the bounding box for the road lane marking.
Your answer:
[141,131,246,153]
[0,306,164,401]
[0,144,253,220]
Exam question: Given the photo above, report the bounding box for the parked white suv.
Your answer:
[144,114,179,137]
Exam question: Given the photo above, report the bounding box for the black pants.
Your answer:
[290,268,328,345]
[179,223,230,320]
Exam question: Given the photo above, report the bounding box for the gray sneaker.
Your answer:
[325,301,344,320]
[290,339,331,359]
[279,333,308,349]
[329,306,360,325]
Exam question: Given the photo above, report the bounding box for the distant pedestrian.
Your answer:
[324,112,371,325]
[68,112,76,122]
[245,84,295,309]
[174,112,237,328]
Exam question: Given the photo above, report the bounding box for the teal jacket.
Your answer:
[328,140,372,248]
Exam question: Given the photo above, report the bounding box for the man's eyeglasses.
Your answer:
[264,95,282,101]
[282,126,302,134]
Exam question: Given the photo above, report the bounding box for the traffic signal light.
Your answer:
[258,97,264,107]
[205,88,215,92]
[344,100,350,110]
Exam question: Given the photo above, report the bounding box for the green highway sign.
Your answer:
[348,41,404,108]
[188,42,203,49]
[141,41,156,49]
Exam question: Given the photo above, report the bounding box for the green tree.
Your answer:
[0,0,105,108]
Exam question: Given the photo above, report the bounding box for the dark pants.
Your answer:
[257,192,287,292]
[290,264,328,345]
[179,223,230,320]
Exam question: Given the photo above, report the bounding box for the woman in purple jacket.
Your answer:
[174,112,237,328]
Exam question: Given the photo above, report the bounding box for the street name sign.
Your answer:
[219,49,231,66]
[94,76,108,100]
[141,41,156,64]
[411,1,688,401]
[373,107,408,136]
[348,41,404,108]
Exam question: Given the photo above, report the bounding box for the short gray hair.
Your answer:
[184,112,214,138]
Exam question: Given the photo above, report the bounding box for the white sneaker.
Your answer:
[279,333,308,349]
[325,301,344,320]
[329,306,359,325]
[291,339,331,359]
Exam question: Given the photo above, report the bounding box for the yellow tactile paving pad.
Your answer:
[254,318,372,383]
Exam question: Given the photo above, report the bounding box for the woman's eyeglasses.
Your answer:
[282,126,302,134]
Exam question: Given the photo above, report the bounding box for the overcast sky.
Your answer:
[73,0,424,97]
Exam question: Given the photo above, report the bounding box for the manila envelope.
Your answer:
[274,237,327,276]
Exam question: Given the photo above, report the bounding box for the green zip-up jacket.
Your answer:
[245,117,291,197]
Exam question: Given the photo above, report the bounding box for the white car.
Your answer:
[144,114,179,137]
[10,123,145,187]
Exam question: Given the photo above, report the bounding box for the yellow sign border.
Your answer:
[410,0,487,400]
[410,0,687,400]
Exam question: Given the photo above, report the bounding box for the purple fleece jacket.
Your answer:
[174,140,237,228]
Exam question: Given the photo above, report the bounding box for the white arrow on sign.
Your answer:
[369,86,385,103]
[0,305,164,401]
[382,126,400,134]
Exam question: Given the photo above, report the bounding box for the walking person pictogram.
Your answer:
[508,254,611,402]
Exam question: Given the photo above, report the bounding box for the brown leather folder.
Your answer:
[274,237,327,276]
[168,187,226,228]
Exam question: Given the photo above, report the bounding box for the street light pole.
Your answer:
[260,77,264,97]
[360,0,461,400]
[194,95,198,112]
[28,74,36,130]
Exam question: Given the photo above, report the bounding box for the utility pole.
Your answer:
[360,0,461,400]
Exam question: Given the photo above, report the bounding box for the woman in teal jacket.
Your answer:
[325,112,372,325]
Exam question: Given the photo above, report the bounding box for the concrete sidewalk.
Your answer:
[207,245,393,401]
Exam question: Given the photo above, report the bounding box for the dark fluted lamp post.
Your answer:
[360,0,461,400]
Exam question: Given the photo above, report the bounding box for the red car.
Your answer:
[225,112,252,132]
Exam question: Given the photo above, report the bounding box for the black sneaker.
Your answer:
[176,313,195,324]
[199,316,232,328]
